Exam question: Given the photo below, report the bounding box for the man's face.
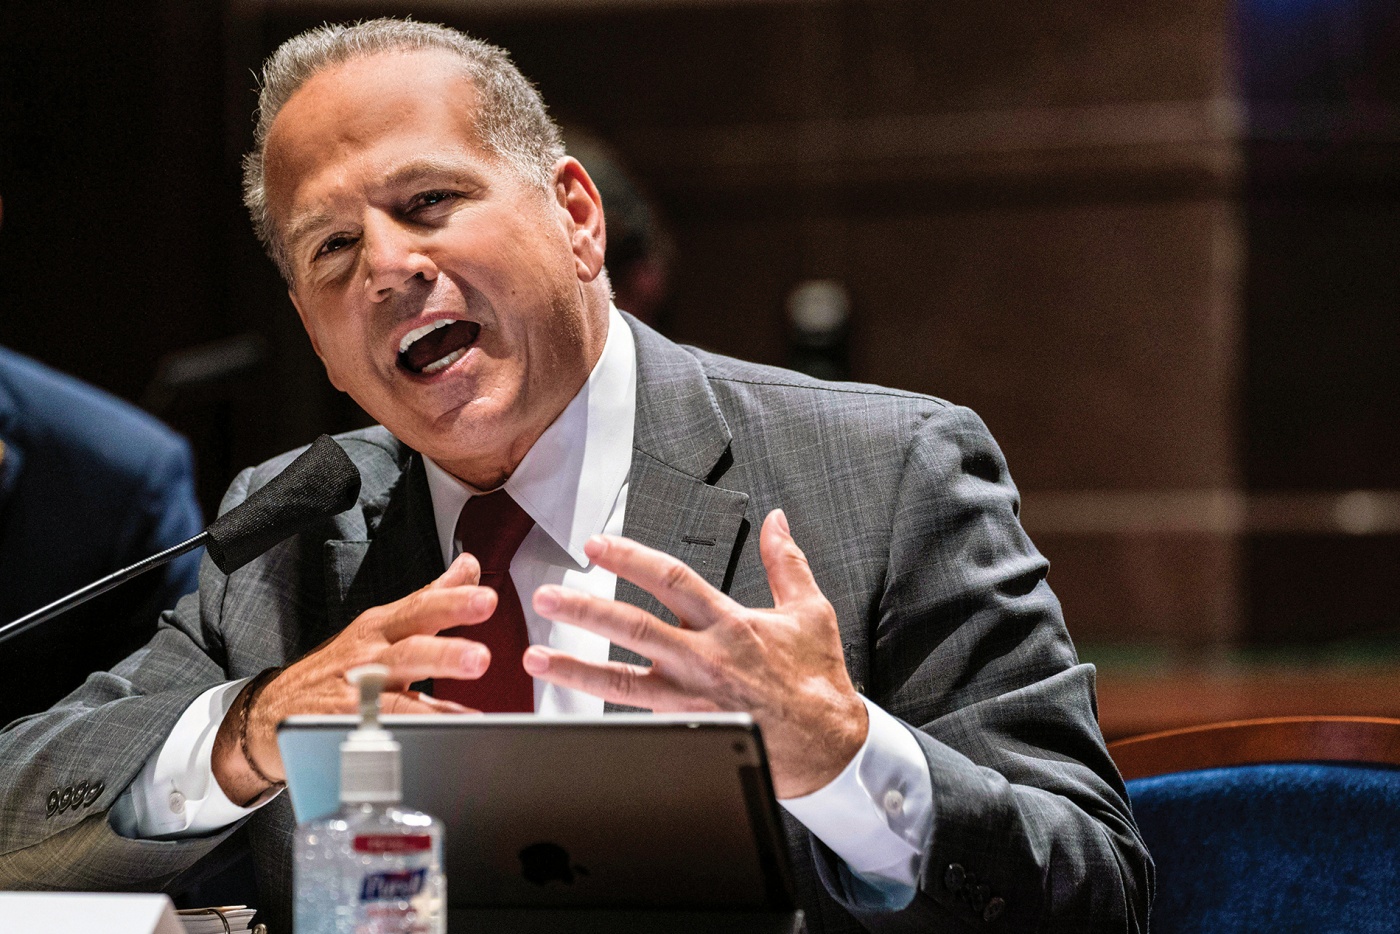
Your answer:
[263,50,607,486]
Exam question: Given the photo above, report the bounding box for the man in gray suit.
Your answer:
[0,19,1151,933]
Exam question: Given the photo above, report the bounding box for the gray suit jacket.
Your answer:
[0,316,1151,932]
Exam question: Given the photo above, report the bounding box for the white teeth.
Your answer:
[420,347,467,375]
[398,319,453,355]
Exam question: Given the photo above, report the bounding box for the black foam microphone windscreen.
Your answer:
[204,435,361,574]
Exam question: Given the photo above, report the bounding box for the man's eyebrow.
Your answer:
[382,157,478,187]
[283,208,337,256]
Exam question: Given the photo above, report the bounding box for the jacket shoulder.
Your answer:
[225,425,409,523]
[690,346,947,407]
[0,347,193,479]
[241,426,403,484]
[681,345,967,450]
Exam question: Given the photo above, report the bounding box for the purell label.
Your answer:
[355,834,432,855]
[360,867,427,902]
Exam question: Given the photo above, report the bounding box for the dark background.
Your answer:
[2,0,1398,731]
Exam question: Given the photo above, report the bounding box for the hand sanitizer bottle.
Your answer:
[294,665,446,934]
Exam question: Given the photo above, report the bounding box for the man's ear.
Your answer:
[289,288,344,391]
[553,157,606,283]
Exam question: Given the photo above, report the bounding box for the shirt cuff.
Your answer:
[111,679,280,839]
[778,697,932,891]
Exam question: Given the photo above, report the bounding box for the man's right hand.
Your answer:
[211,553,496,805]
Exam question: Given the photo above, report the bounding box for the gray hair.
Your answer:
[241,19,565,280]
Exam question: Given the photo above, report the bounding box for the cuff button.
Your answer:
[944,863,966,892]
[46,790,59,817]
[881,789,905,816]
[86,781,105,805]
[169,791,187,815]
[59,787,73,811]
[983,897,1005,922]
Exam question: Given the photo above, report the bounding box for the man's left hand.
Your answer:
[524,508,868,799]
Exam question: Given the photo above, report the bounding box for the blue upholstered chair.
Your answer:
[1110,717,1400,934]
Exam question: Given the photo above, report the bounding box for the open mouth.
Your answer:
[397,319,481,375]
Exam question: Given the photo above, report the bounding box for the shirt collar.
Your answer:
[422,305,637,569]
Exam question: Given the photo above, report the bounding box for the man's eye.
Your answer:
[315,234,357,259]
[410,190,459,212]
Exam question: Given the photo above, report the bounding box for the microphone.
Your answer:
[204,433,361,574]
[0,434,361,645]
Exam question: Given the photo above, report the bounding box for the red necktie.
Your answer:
[433,491,536,712]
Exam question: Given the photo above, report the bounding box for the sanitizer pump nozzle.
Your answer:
[340,664,402,805]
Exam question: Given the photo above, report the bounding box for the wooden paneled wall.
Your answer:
[3,0,1394,657]
[249,0,1252,651]
[253,0,1390,656]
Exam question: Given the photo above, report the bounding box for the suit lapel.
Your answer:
[608,318,750,704]
[323,452,444,638]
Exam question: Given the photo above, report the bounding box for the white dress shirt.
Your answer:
[112,306,933,898]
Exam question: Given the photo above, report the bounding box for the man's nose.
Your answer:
[362,213,437,300]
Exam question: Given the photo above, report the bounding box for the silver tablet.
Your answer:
[277,713,795,912]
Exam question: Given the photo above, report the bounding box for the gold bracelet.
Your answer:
[237,667,285,790]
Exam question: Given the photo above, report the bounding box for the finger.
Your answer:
[582,534,734,629]
[401,691,477,715]
[380,690,478,715]
[522,647,704,712]
[378,633,491,684]
[429,552,481,589]
[759,509,822,608]
[381,586,498,641]
[532,586,690,663]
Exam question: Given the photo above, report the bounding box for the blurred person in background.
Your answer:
[0,143,204,725]
[563,129,674,328]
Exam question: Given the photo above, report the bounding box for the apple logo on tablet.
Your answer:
[519,842,589,885]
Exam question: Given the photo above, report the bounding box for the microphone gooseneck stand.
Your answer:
[0,532,211,645]
[0,433,361,647]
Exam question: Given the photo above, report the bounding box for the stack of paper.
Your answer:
[176,906,257,934]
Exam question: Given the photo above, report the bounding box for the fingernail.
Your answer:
[775,509,791,535]
[585,535,606,556]
[470,590,493,614]
[522,648,548,675]
[534,588,559,613]
[467,645,490,672]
